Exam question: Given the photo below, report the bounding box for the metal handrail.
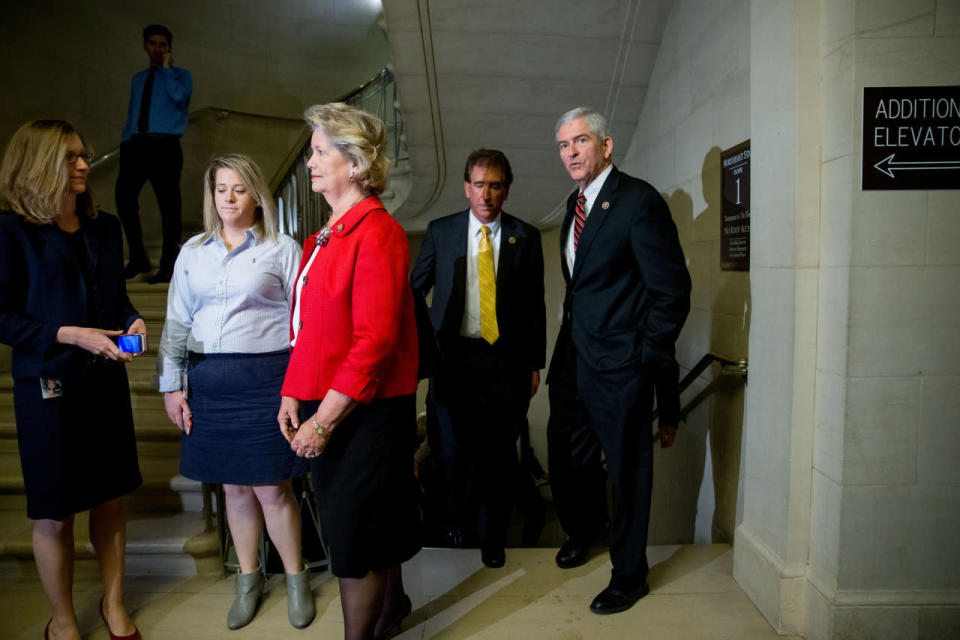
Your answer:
[87,106,303,171]
[680,353,748,391]
[651,352,748,425]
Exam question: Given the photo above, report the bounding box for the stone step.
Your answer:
[1,404,178,442]
[0,378,175,409]
[0,508,221,576]
[0,358,163,392]
[0,449,201,510]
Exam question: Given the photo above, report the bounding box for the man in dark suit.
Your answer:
[411,149,546,568]
[547,107,691,614]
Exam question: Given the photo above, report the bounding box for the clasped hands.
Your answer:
[277,396,328,459]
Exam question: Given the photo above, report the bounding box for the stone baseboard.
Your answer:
[735,524,960,640]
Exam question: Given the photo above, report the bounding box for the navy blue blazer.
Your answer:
[411,209,546,372]
[549,167,691,422]
[0,210,141,379]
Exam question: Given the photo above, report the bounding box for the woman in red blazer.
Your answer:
[278,102,420,640]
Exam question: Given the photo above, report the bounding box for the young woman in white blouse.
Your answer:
[156,154,314,630]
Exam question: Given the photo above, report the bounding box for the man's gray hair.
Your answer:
[555,107,610,140]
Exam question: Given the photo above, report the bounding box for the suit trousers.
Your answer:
[115,135,183,272]
[547,325,655,582]
[429,337,527,548]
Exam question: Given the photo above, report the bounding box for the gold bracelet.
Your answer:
[312,415,331,438]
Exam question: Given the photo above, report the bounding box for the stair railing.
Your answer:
[650,352,748,435]
[87,107,304,172]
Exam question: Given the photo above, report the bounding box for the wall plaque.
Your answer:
[721,141,750,270]
[862,86,960,190]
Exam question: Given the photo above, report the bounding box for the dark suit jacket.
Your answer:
[0,210,141,379]
[411,209,546,373]
[548,166,691,423]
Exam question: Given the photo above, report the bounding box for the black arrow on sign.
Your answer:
[873,154,960,178]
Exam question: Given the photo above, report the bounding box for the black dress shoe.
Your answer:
[481,546,506,568]
[146,270,172,284]
[555,540,591,569]
[123,259,151,279]
[589,581,649,615]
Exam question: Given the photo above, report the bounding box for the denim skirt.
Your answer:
[180,351,305,485]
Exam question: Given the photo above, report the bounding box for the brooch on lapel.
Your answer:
[601,201,610,210]
[508,237,516,244]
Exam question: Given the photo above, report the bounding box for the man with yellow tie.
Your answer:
[411,149,546,568]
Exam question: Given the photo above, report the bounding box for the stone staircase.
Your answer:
[0,280,221,577]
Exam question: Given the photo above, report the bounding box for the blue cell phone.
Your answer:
[117,333,148,354]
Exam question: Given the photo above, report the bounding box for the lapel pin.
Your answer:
[336,223,343,231]
[508,237,516,244]
[601,201,610,210]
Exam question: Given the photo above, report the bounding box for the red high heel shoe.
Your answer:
[99,598,142,640]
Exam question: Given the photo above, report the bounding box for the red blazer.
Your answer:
[281,197,418,403]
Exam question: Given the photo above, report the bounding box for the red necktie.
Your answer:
[574,192,586,251]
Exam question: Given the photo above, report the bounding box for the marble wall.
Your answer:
[808,2,960,638]
[737,1,960,638]
[620,0,752,545]
[627,0,960,638]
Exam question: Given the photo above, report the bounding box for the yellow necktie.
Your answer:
[478,225,499,344]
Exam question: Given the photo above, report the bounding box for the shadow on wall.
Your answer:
[649,146,751,545]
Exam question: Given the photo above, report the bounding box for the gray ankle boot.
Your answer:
[227,568,264,630]
[286,566,316,628]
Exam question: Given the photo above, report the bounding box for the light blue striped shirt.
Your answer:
[156,228,302,392]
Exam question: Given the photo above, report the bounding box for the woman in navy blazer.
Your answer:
[0,120,145,640]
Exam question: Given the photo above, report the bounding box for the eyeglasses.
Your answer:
[66,151,94,165]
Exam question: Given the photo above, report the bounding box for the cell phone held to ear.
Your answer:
[117,333,148,354]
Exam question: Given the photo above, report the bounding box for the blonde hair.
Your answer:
[303,102,390,195]
[197,153,278,245]
[0,119,96,224]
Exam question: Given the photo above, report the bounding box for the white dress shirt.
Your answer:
[156,228,302,392]
[460,211,501,339]
[290,242,321,346]
[564,163,614,274]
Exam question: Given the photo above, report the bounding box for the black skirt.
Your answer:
[301,394,422,578]
[180,351,306,485]
[14,361,142,520]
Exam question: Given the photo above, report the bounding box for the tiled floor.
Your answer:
[0,545,799,639]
